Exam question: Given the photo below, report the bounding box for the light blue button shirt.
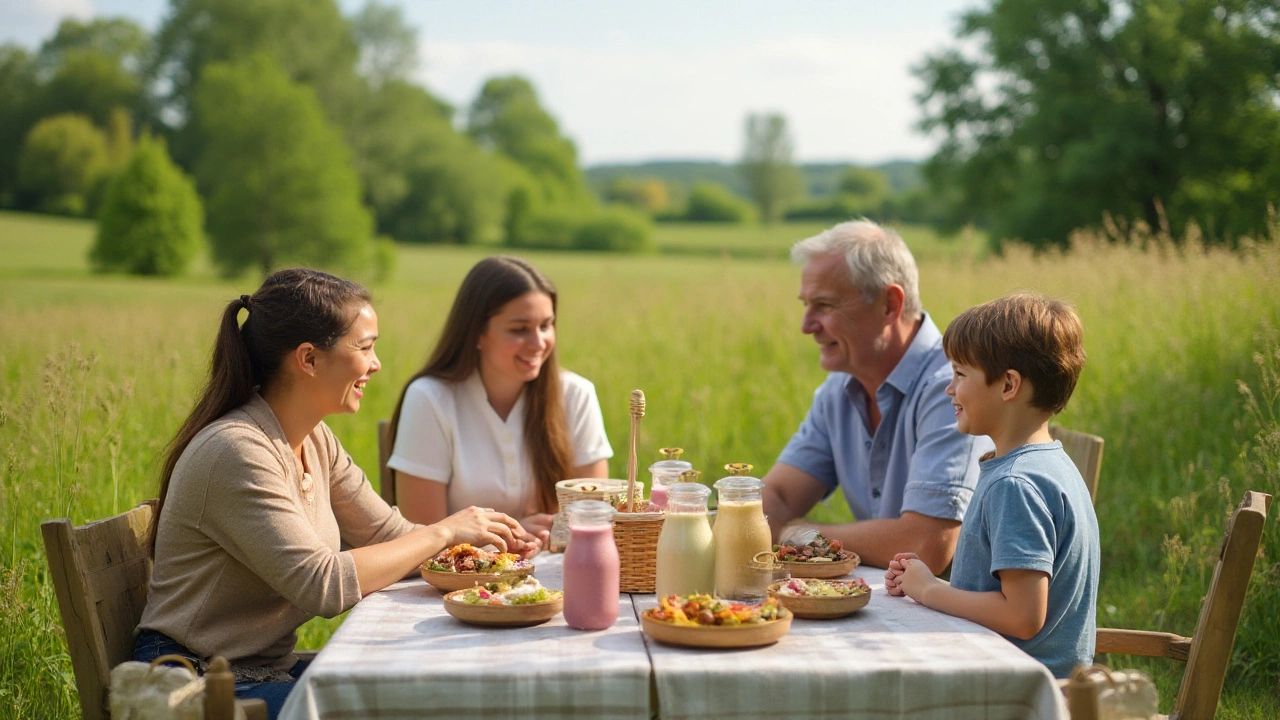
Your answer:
[776,313,990,521]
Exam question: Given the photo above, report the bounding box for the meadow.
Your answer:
[1,210,1278,718]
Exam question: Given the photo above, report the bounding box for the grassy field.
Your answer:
[1,210,1278,718]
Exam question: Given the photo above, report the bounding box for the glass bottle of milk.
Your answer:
[712,464,772,601]
[654,482,715,598]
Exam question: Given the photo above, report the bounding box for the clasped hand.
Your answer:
[884,551,939,602]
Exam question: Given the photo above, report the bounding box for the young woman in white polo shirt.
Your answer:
[387,256,613,545]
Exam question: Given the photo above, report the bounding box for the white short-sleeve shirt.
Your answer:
[388,370,614,517]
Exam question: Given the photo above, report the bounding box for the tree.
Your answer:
[91,134,205,276]
[17,114,109,215]
[350,1,419,88]
[604,176,671,214]
[0,45,39,206]
[35,18,149,129]
[917,0,1280,248]
[739,112,804,223]
[149,0,363,163]
[468,76,593,210]
[193,55,373,276]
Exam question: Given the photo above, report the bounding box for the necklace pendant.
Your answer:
[300,472,315,503]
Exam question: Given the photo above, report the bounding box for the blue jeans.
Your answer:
[133,630,309,720]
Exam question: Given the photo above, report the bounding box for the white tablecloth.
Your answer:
[281,555,1066,720]
[280,553,652,720]
[634,565,1066,720]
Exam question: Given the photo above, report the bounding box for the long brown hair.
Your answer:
[152,268,372,555]
[389,256,574,514]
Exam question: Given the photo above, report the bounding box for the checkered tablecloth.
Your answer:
[280,555,1066,720]
[279,553,651,720]
[634,564,1067,720]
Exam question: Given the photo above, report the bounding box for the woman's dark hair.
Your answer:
[389,256,574,514]
[151,268,372,554]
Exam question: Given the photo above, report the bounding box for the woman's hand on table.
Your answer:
[437,506,526,553]
[519,513,554,551]
[884,552,919,596]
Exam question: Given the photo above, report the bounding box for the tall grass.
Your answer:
[1,212,1277,717]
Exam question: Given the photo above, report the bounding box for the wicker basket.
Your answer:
[555,479,627,512]
[613,511,665,593]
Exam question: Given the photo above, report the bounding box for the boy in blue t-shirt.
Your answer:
[883,293,1100,678]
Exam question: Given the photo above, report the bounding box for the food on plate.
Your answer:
[647,593,785,627]
[458,577,562,606]
[773,577,869,598]
[773,532,857,563]
[425,543,532,574]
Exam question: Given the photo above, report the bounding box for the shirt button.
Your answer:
[864,441,872,450]
[872,488,881,499]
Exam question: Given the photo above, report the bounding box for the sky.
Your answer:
[1,0,981,166]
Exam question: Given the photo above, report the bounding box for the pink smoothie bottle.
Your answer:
[562,499,620,630]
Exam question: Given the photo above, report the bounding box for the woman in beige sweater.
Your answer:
[134,268,538,719]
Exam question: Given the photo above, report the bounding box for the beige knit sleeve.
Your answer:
[320,423,418,548]
[198,430,361,618]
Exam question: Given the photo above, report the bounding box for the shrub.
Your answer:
[573,205,652,252]
[506,206,580,250]
[684,181,755,223]
[91,134,205,276]
[17,114,108,216]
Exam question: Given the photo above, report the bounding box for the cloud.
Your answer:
[0,0,93,48]
[418,28,953,164]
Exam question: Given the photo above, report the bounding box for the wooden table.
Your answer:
[279,554,1066,720]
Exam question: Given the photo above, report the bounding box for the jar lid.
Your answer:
[713,476,763,492]
[565,499,617,524]
[649,459,693,474]
[667,483,711,501]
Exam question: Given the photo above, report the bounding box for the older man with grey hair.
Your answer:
[762,219,991,573]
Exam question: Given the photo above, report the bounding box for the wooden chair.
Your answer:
[377,418,396,506]
[42,501,266,720]
[1078,490,1272,720]
[1049,424,1104,504]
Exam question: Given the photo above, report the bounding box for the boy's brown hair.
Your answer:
[942,293,1086,414]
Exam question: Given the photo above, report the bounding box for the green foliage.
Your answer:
[507,206,582,250]
[350,1,419,88]
[684,181,756,223]
[739,113,804,224]
[573,205,654,252]
[17,113,109,216]
[35,18,149,129]
[917,0,1280,248]
[603,176,672,215]
[468,76,594,211]
[194,55,373,276]
[91,134,205,276]
[150,0,363,163]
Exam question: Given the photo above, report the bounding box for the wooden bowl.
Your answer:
[766,581,870,619]
[780,551,860,579]
[442,589,564,627]
[639,609,793,648]
[419,564,534,593]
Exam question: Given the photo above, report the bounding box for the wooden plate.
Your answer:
[766,581,870,619]
[419,564,534,593]
[780,552,860,579]
[639,609,793,648]
[442,589,564,627]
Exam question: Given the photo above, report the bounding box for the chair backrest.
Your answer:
[1172,490,1270,720]
[1049,425,1104,504]
[377,419,396,506]
[42,500,157,720]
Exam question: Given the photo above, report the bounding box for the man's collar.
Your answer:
[882,312,942,395]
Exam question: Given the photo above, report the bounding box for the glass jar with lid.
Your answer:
[712,463,772,601]
[648,447,692,511]
[562,500,620,630]
[654,483,715,597]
